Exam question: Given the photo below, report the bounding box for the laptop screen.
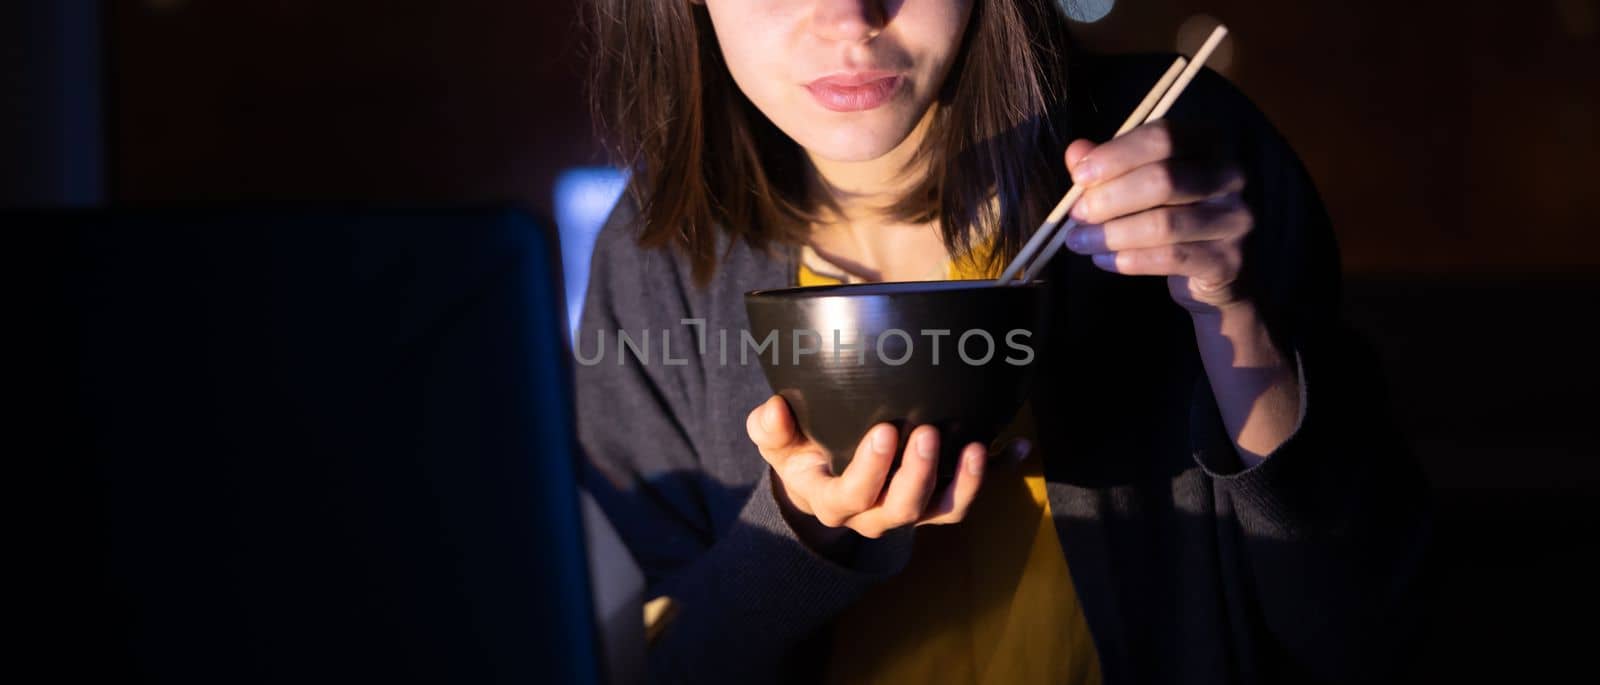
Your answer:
[55,208,598,683]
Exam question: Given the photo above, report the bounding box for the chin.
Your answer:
[804,140,898,163]
[793,117,921,163]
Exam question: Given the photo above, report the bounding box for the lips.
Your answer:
[805,72,903,112]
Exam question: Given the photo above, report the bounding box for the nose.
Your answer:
[810,0,887,43]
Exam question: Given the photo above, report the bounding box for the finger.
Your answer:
[854,425,940,536]
[818,423,899,521]
[1066,201,1249,254]
[746,395,802,452]
[1089,240,1240,281]
[748,396,830,516]
[773,447,833,519]
[1071,160,1245,226]
[1068,120,1176,187]
[1065,139,1098,180]
[919,442,988,525]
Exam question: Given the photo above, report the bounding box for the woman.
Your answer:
[577,1,1431,683]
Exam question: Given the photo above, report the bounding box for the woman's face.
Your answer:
[701,0,974,163]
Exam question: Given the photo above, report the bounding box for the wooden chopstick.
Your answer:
[998,24,1230,284]
[993,55,1187,284]
[1019,25,1228,282]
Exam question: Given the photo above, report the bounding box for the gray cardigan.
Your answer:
[574,53,1432,685]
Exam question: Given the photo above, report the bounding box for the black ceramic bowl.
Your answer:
[744,280,1049,480]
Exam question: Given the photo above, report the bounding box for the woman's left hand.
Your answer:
[1061,120,1252,315]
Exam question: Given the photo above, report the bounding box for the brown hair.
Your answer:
[584,0,1074,285]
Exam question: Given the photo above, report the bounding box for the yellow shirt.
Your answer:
[798,246,1101,685]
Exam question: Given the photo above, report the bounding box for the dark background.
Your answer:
[9,0,1596,680]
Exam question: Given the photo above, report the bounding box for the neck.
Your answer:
[800,106,955,283]
[803,106,937,230]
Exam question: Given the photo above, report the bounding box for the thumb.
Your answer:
[747,395,799,451]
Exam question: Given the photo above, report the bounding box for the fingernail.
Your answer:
[953,444,979,476]
[917,431,937,460]
[1069,197,1091,223]
[761,399,781,431]
[872,426,895,454]
[1065,224,1091,253]
[1092,253,1116,271]
[1074,159,1100,183]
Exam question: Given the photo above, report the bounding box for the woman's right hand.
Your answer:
[745,395,995,544]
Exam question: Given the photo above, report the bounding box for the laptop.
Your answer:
[42,208,609,683]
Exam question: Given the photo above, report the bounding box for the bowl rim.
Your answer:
[746,278,1046,299]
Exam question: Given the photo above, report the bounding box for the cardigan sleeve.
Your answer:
[573,200,915,683]
[1178,66,1434,683]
